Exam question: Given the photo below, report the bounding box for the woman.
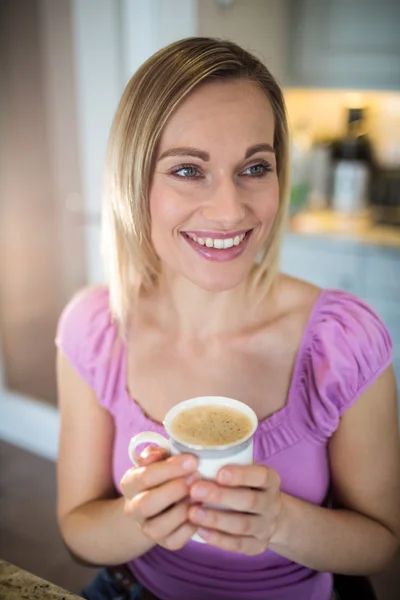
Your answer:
[56,38,400,600]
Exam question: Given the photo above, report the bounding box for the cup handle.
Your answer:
[128,432,171,466]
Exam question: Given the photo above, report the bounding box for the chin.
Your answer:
[183,268,249,293]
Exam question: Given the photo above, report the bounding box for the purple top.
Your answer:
[56,287,392,600]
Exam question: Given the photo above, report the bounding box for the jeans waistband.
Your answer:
[106,565,158,600]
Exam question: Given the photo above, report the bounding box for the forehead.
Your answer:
[158,79,275,150]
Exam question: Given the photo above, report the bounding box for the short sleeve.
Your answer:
[298,290,393,441]
[55,286,120,402]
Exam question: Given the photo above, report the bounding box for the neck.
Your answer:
[154,270,256,339]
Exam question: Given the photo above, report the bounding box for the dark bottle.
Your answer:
[331,107,374,214]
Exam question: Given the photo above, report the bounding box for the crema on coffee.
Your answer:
[170,404,254,447]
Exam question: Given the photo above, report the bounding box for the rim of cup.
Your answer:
[163,396,259,451]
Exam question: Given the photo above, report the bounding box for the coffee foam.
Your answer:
[170,404,253,447]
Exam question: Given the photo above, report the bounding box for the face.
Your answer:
[149,79,280,292]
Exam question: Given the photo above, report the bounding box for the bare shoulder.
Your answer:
[276,273,321,311]
[268,273,322,331]
[245,274,322,359]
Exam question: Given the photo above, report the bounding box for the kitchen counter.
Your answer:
[0,560,82,600]
[288,210,400,249]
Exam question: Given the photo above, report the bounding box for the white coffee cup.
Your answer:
[128,396,258,543]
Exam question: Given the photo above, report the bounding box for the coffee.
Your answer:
[170,404,254,447]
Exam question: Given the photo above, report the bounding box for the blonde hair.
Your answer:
[102,37,290,330]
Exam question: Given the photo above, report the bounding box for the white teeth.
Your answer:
[186,232,247,249]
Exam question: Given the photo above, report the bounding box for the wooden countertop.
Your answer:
[288,210,400,249]
[0,560,82,600]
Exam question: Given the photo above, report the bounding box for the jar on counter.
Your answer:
[332,160,370,214]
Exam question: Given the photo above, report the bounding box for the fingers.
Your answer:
[190,480,266,514]
[186,465,282,555]
[160,521,198,551]
[136,445,170,467]
[187,465,279,513]
[133,475,198,521]
[120,453,198,499]
[216,464,279,490]
[142,499,194,542]
[188,505,266,538]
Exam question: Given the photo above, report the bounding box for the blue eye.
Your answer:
[241,162,272,177]
[172,165,201,178]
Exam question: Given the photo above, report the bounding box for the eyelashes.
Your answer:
[241,161,273,177]
[169,160,273,180]
[171,164,201,179]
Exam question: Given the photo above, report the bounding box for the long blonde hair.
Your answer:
[102,37,290,331]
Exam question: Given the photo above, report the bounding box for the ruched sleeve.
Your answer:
[55,286,123,411]
[297,290,393,442]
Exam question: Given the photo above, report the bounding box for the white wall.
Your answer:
[122,0,197,84]
[198,0,288,84]
[40,0,86,300]
[71,0,125,284]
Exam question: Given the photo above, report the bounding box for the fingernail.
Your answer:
[191,484,207,499]
[139,446,158,459]
[219,469,232,484]
[198,528,211,539]
[193,507,206,522]
[182,457,197,471]
[186,472,200,486]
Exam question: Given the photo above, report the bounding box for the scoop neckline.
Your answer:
[122,289,328,432]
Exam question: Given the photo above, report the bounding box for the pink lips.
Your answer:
[181,230,252,262]
[183,229,249,240]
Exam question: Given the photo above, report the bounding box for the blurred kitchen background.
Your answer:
[0,0,399,597]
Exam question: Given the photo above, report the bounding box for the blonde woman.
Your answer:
[56,38,400,600]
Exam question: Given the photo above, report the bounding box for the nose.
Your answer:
[202,179,246,227]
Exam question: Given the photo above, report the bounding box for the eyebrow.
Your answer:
[158,143,275,162]
[245,143,275,158]
[158,147,210,161]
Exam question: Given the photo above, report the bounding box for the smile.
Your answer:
[181,229,253,263]
[184,232,247,249]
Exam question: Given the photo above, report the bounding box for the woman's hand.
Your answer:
[120,447,200,551]
[188,463,282,555]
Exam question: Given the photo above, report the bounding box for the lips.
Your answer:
[184,231,247,249]
[181,229,253,262]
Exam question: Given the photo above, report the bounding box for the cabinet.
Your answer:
[281,233,400,399]
[286,0,400,90]
[280,235,363,293]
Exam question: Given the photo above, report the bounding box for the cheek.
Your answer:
[149,184,192,247]
[256,179,280,223]
[150,186,177,228]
